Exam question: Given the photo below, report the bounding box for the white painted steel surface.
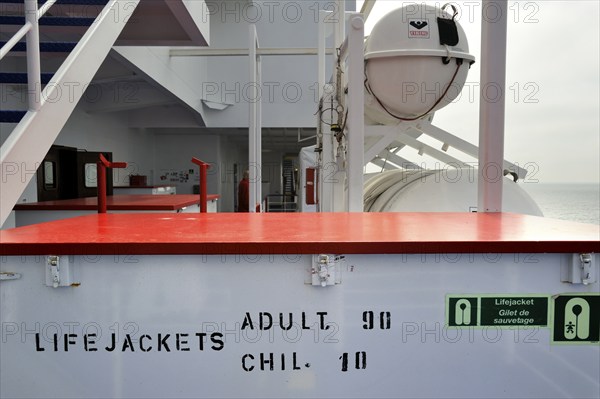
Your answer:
[317,10,334,213]
[478,0,508,212]
[346,14,365,212]
[1,253,598,398]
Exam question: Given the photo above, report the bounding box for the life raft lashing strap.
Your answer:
[437,3,460,46]
[437,17,459,46]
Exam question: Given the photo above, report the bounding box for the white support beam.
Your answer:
[418,121,526,179]
[366,123,473,168]
[111,47,205,120]
[380,150,422,170]
[339,0,376,61]
[82,82,178,114]
[248,24,261,212]
[334,0,345,50]
[319,10,334,212]
[346,13,364,212]
[393,129,473,169]
[364,125,412,164]
[478,0,508,212]
[370,157,397,171]
[359,0,377,21]
[170,47,335,57]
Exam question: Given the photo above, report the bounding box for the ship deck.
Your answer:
[12,194,219,211]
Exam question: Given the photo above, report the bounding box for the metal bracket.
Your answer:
[48,256,60,288]
[580,253,594,285]
[307,254,343,287]
[45,255,77,288]
[0,272,22,281]
[563,253,596,285]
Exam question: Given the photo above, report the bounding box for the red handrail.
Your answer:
[97,154,127,214]
[191,157,211,213]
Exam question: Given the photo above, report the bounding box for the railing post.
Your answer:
[191,158,211,213]
[25,0,41,111]
[97,154,127,214]
[96,161,106,213]
[97,160,107,213]
[200,163,208,213]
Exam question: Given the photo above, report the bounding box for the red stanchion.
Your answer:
[97,154,127,214]
[191,157,211,213]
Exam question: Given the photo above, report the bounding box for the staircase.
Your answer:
[280,158,297,212]
[0,0,140,225]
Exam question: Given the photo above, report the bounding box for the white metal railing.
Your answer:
[37,0,58,19]
[25,0,41,111]
[0,0,58,58]
[1,0,140,227]
[0,0,59,111]
[0,22,32,59]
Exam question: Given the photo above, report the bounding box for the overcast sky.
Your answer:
[358,0,599,183]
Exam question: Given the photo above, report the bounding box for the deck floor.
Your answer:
[12,194,219,211]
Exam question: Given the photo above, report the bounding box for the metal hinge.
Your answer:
[0,272,22,281]
[563,253,596,285]
[580,254,594,285]
[45,255,77,288]
[306,254,343,287]
[48,256,60,288]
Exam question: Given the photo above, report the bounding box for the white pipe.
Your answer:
[359,0,377,21]
[318,10,334,212]
[347,14,365,212]
[38,0,58,19]
[0,22,32,60]
[298,128,316,143]
[478,0,507,212]
[331,6,348,212]
[248,24,257,212]
[256,55,262,211]
[25,0,41,111]
[317,13,326,101]
[334,0,345,50]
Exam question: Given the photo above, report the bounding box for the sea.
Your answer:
[521,183,600,226]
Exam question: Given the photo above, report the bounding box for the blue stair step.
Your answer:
[0,72,53,84]
[0,16,97,27]
[0,41,77,53]
[0,110,27,123]
[0,0,108,4]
